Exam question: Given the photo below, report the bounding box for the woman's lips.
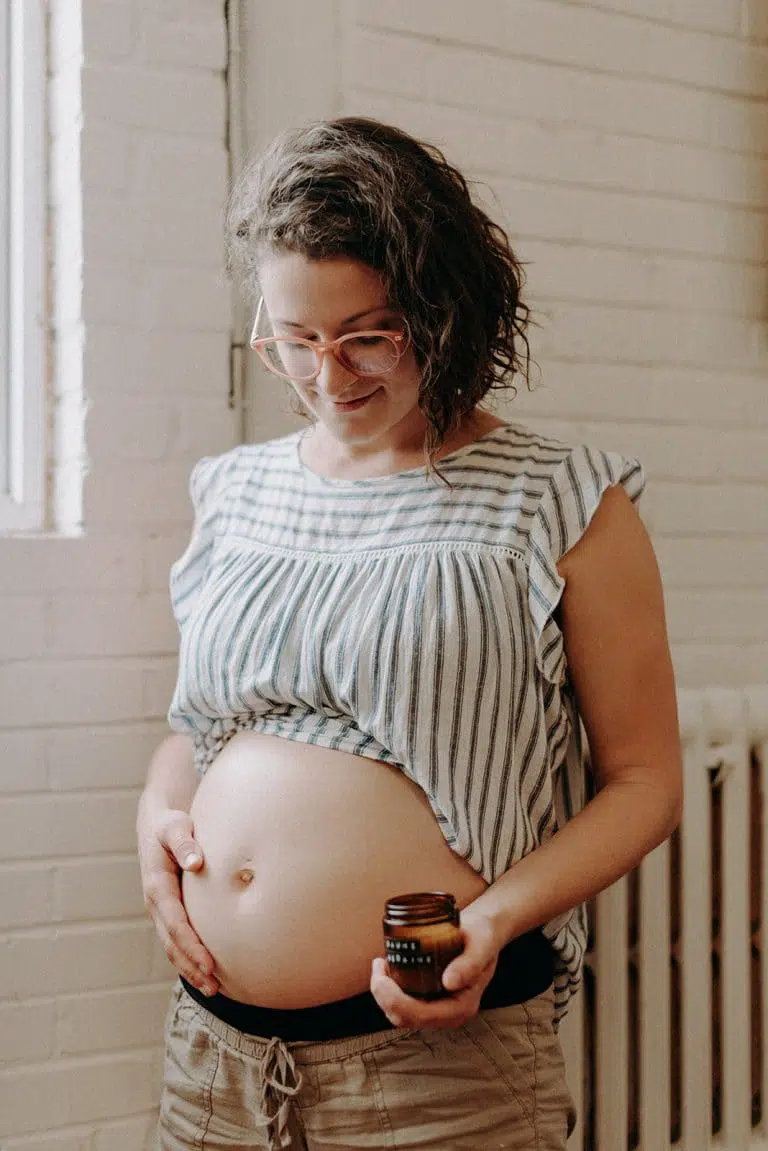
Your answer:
[332,388,380,412]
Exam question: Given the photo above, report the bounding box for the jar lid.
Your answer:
[384,891,458,925]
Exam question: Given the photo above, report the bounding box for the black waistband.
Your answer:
[181,927,554,1043]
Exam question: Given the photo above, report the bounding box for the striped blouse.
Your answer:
[167,423,645,1019]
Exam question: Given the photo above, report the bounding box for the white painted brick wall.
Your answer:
[1,0,767,1145]
[0,0,234,1144]
[340,0,768,690]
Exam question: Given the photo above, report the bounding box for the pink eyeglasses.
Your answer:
[249,298,411,382]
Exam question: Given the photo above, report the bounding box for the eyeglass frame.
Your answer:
[249,296,411,382]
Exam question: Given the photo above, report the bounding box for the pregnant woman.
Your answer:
[137,117,683,1150]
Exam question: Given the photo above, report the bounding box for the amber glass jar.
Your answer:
[383,892,464,1000]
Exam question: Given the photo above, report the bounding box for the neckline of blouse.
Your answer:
[293,423,514,489]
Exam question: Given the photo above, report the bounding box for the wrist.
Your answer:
[143,734,198,812]
[136,787,176,830]
[460,896,516,953]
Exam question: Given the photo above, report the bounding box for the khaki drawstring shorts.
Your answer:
[156,980,577,1149]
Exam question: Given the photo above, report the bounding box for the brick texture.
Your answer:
[338,0,768,687]
[0,1,232,1144]
[1,0,767,1145]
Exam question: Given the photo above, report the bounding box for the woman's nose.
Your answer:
[315,350,356,397]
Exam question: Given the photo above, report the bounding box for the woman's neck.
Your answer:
[300,409,506,481]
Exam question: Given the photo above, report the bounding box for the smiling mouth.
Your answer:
[332,389,379,410]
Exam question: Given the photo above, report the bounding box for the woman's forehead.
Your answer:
[259,252,390,327]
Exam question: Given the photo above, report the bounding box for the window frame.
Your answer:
[0,0,46,531]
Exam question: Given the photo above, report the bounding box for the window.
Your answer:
[1,0,46,530]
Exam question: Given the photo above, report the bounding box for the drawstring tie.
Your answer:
[259,1036,304,1150]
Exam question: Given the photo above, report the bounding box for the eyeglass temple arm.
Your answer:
[250,296,265,346]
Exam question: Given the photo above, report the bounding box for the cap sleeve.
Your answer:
[527,444,645,685]
[170,453,234,631]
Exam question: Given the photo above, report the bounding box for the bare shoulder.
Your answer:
[556,483,654,589]
[556,480,668,674]
[554,483,681,799]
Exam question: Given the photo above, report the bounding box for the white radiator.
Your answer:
[560,687,768,1151]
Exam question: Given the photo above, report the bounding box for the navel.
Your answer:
[235,867,255,887]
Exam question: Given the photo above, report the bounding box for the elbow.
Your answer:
[664,792,683,840]
[638,787,681,858]
[660,774,684,842]
[650,750,684,844]
[626,770,684,848]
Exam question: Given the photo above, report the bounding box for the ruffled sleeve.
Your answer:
[169,452,236,631]
[527,444,645,685]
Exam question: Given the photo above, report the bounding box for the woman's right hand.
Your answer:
[137,796,219,996]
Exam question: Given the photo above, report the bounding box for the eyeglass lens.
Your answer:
[261,334,401,379]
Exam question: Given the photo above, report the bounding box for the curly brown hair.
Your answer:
[226,117,532,457]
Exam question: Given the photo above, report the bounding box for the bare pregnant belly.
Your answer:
[182,731,487,1009]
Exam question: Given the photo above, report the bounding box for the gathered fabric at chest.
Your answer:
[167,423,645,1020]
[173,535,548,881]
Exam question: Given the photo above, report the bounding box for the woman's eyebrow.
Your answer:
[274,306,392,329]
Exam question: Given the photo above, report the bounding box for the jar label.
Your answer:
[385,938,434,967]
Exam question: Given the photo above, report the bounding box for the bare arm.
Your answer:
[137,734,219,995]
[461,484,682,951]
[142,732,199,816]
[372,484,683,1027]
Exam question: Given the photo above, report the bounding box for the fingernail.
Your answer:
[184,852,201,868]
[202,982,217,997]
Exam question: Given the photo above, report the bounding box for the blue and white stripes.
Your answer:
[168,423,645,1018]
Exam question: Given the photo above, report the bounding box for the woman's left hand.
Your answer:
[370,908,502,1029]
